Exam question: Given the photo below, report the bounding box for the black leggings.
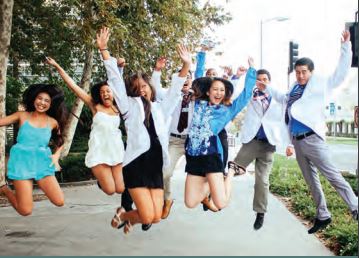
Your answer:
[218,129,228,170]
[121,188,133,211]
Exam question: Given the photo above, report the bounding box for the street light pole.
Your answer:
[260,16,290,68]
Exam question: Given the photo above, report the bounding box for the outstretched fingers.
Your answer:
[177,44,191,64]
[96,27,110,49]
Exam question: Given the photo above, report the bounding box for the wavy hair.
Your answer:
[22,84,68,147]
[125,72,156,127]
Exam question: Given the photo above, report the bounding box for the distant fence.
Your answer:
[326,121,358,138]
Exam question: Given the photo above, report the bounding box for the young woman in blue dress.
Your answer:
[0,84,68,216]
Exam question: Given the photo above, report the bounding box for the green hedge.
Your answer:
[56,152,93,183]
[270,154,358,256]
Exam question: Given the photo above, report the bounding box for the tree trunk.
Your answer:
[0,0,14,185]
[61,47,94,158]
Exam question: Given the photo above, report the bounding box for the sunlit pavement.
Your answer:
[0,147,333,256]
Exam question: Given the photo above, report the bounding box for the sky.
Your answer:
[200,0,358,120]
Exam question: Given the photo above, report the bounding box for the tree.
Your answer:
[0,0,14,185]
[7,0,231,157]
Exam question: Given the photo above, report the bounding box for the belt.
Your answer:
[170,133,187,139]
[254,136,269,143]
[293,131,315,140]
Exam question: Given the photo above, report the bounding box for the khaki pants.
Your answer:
[234,139,275,213]
[163,136,186,200]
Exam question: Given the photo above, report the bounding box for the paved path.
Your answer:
[0,159,333,256]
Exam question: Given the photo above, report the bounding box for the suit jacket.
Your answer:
[240,93,290,147]
[266,41,352,140]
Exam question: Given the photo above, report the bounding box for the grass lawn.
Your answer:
[270,154,358,256]
[326,136,358,145]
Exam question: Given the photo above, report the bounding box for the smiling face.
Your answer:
[295,65,312,86]
[182,73,192,94]
[206,68,218,78]
[134,78,153,101]
[34,92,51,113]
[99,85,114,107]
[207,80,226,105]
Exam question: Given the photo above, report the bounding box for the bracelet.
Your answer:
[100,48,108,52]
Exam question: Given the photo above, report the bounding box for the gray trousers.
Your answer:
[234,139,276,213]
[163,137,186,200]
[293,134,358,220]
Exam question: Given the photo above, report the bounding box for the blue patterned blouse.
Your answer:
[185,67,257,161]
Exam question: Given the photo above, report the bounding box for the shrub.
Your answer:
[56,153,93,183]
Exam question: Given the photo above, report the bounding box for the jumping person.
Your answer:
[0,84,68,216]
[46,57,125,195]
[264,30,358,234]
[184,57,256,212]
[97,27,191,233]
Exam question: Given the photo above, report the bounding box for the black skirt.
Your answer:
[123,113,163,189]
[185,153,224,177]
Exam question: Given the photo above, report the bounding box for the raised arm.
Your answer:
[227,57,257,121]
[97,27,130,117]
[0,112,21,127]
[45,57,94,112]
[230,66,247,99]
[327,30,353,90]
[150,57,167,102]
[160,45,190,117]
[194,45,207,79]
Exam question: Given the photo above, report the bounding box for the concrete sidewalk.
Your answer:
[0,159,333,256]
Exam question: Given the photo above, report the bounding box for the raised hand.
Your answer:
[341,30,350,43]
[223,66,233,77]
[155,57,167,71]
[96,27,110,50]
[248,56,255,68]
[236,66,247,77]
[44,56,58,67]
[117,57,126,68]
[177,44,191,65]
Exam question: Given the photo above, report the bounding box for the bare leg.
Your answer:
[207,170,234,210]
[111,164,125,194]
[37,175,64,207]
[118,188,164,227]
[92,164,119,195]
[12,180,34,216]
[184,174,209,208]
[0,184,18,209]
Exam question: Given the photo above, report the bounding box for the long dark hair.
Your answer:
[125,72,156,127]
[192,77,233,106]
[22,84,68,147]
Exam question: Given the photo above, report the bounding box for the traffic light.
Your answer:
[289,41,299,73]
[348,22,358,67]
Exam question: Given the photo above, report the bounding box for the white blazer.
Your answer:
[267,41,352,140]
[150,71,194,136]
[240,95,291,147]
[104,57,186,168]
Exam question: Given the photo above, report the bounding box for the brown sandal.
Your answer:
[228,161,246,176]
[201,195,219,212]
[123,221,133,234]
[111,207,126,229]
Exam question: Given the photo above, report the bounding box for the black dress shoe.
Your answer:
[352,210,358,221]
[308,218,331,234]
[142,223,152,231]
[253,213,264,230]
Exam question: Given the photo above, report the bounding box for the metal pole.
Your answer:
[260,20,263,68]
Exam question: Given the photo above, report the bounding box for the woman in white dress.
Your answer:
[46,57,125,195]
